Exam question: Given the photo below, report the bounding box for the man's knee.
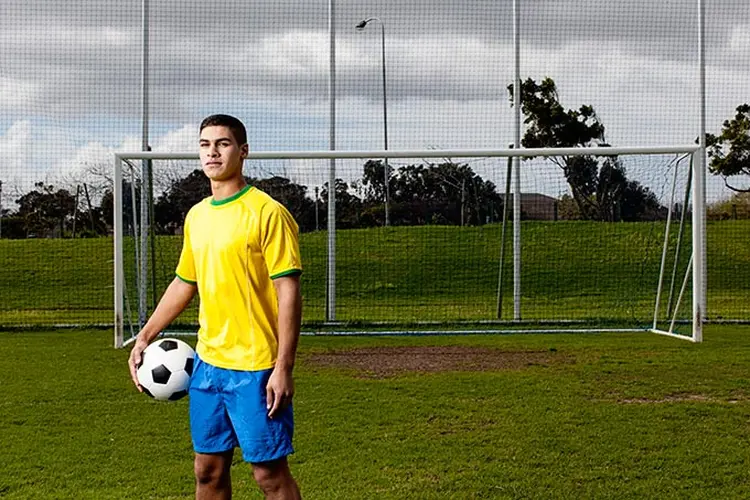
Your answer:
[194,452,231,486]
[253,458,294,493]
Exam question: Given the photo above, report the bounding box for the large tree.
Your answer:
[153,169,211,234]
[508,77,605,219]
[362,160,503,226]
[707,103,750,193]
[100,180,143,234]
[598,158,663,222]
[15,182,77,237]
[319,178,364,229]
[509,77,662,221]
[252,176,316,233]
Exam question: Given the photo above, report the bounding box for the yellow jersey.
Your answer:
[175,185,302,371]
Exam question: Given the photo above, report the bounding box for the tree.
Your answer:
[252,176,316,233]
[509,77,663,221]
[152,170,318,234]
[15,182,77,237]
[99,180,143,234]
[153,169,211,234]
[360,160,395,226]
[707,103,750,193]
[707,191,750,220]
[0,215,27,239]
[319,179,364,229]
[619,179,663,221]
[363,160,503,226]
[509,77,606,219]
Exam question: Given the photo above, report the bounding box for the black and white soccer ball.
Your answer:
[137,338,195,401]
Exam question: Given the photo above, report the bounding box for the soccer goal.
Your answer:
[113,145,704,347]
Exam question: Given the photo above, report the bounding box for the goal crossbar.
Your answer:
[114,145,698,162]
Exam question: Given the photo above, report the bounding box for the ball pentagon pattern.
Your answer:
[136,338,195,401]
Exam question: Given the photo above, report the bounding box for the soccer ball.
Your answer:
[137,338,195,401]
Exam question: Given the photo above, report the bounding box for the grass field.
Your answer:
[1,220,749,328]
[2,326,750,499]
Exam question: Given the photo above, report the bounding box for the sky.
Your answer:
[1,0,748,206]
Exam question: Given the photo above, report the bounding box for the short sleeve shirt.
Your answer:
[176,185,302,370]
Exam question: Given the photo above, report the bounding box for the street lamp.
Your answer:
[356,17,390,226]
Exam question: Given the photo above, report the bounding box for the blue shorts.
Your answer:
[188,355,294,463]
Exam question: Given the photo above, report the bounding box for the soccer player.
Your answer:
[128,114,303,500]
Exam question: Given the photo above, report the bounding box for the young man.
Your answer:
[128,114,303,500]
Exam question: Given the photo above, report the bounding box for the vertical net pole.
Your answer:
[114,156,124,348]
[138,0,151,329]
[128,165,140,298]
[496,154,513,318]
[380,21,390,227]
[693,0,706,342]
[512,0,522,321]
[148,157,157,310]
[326,0,337,322]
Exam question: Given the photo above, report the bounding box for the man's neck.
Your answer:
[211,177,247,202]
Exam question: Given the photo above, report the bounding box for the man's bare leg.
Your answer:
[252,457,301,500]
[195,450,233,500]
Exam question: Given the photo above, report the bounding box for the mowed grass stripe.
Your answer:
[0,220,748,325]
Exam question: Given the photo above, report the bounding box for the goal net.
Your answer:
[113,145,703,347]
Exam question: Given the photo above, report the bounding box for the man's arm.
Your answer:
[266,275,302,418]
[128,277,197,391]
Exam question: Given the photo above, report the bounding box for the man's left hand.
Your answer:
[266,366,294,419]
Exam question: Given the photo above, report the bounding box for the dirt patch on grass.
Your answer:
[305,346,568,377]
[618,393,746,404]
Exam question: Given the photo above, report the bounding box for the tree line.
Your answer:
[1,77,747,239]
[0,157,665,239]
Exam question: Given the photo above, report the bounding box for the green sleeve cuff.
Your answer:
[270,269,303,280]
[175,272,197,285]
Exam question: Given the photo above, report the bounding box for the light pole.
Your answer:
[356,17,390,226]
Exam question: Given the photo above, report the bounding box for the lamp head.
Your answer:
[355,19,369,30]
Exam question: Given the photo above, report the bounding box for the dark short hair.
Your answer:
[199,114,247,146]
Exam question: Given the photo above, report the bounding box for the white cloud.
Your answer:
[729,24,750,56]
[0,77,37,111]
[0,121,32,204]
[255,31,330,79]
[0,120,31,166]
[152,124,198,152]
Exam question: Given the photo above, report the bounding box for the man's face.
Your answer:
[199,125,248,182]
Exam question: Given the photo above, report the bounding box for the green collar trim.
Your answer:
[210,185,253,206]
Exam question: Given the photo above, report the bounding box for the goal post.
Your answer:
[113,144,703,348]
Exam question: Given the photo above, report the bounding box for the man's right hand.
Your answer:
[125,277,198,392]
[128,337,150,392]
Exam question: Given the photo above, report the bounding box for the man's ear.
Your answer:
[240,143,249,158]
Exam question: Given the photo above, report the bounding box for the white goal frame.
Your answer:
[113,144,705,348]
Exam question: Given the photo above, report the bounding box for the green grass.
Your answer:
[0,220,749,327]
[2,326,750,499]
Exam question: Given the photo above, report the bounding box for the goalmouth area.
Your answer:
[113,145,705,347]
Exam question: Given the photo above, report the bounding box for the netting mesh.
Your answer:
[1,1,748,329]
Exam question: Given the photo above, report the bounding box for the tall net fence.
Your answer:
[1,1,748,329]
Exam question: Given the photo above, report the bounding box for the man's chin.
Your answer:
[203,170,224,181]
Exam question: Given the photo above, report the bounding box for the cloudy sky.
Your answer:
[1,0,748,203]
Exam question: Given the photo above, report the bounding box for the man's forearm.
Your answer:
[138,277,197,342]
[274,277,302,370]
